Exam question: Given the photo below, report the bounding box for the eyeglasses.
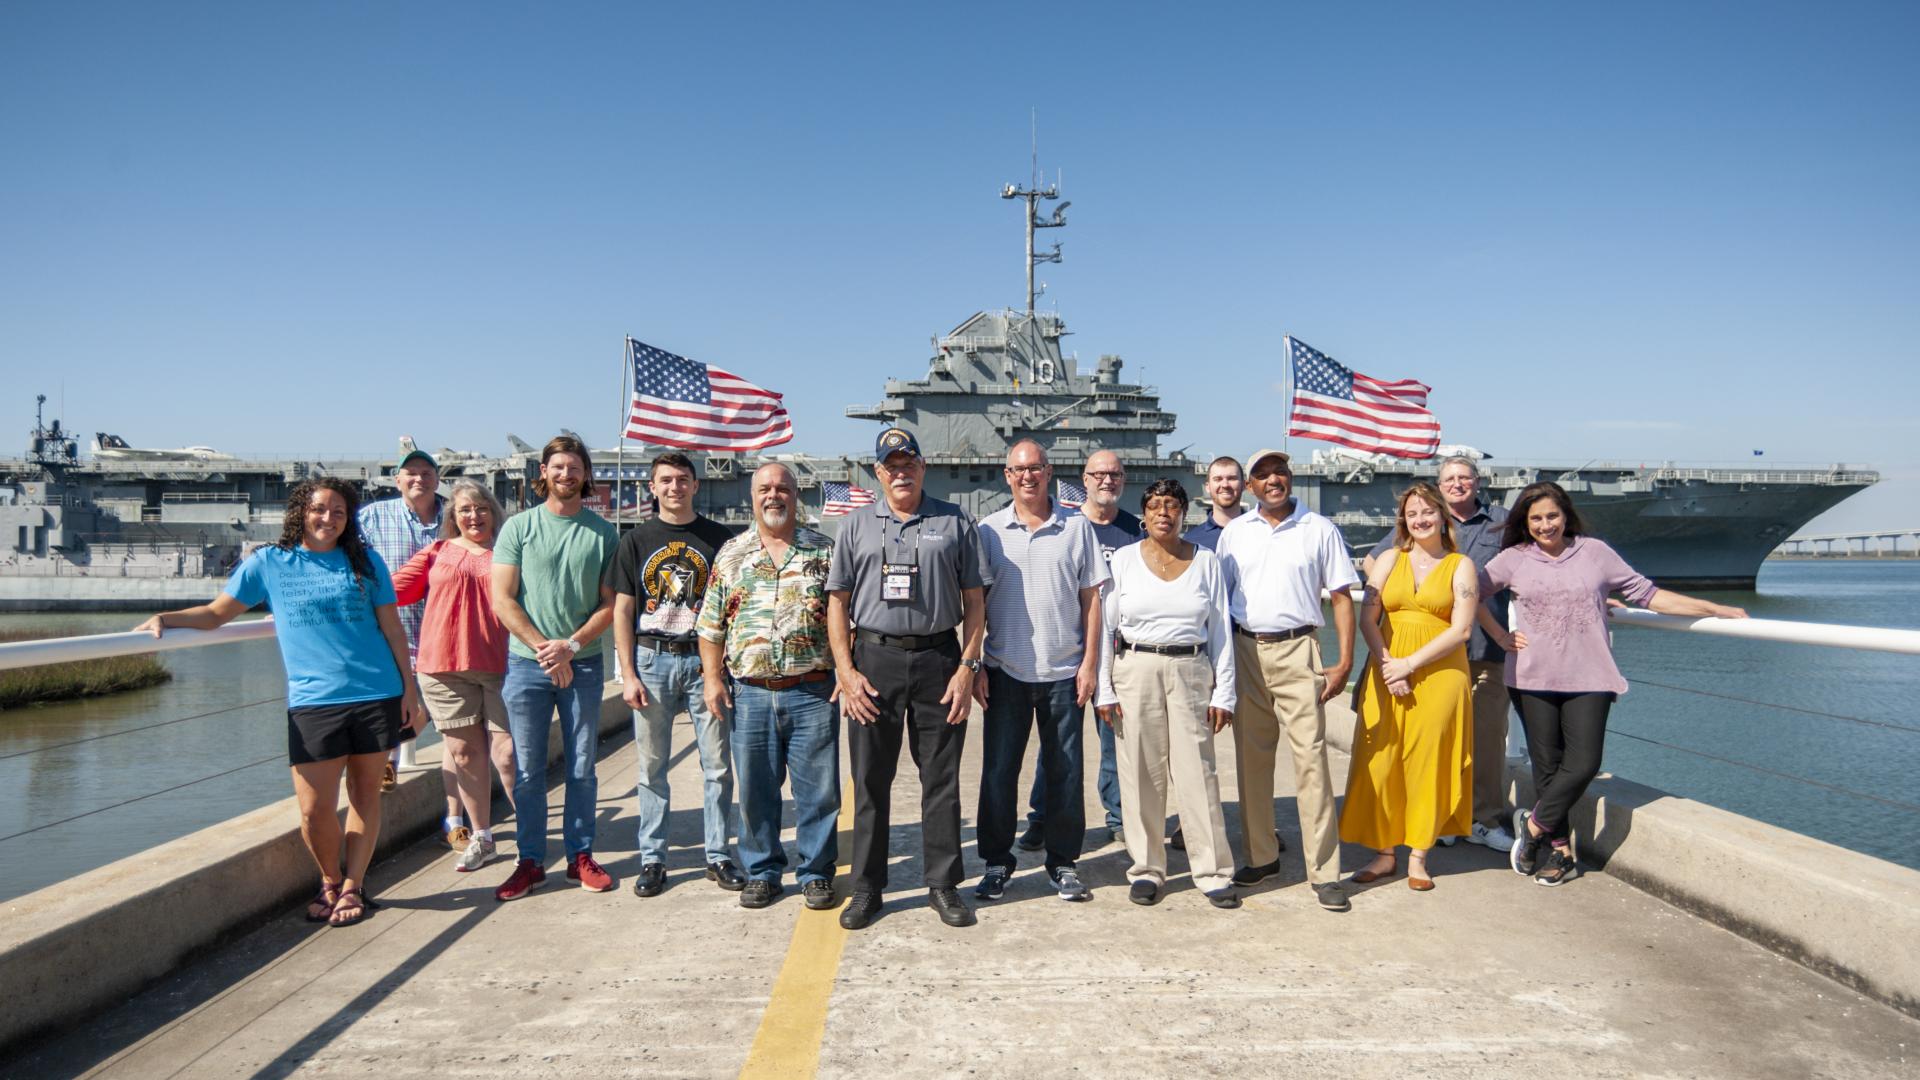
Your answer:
[1006,465,1048,476]
[1083,471,1124,482]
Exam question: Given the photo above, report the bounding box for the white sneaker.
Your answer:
[455,835,496,873]
[1469,822,1516,850]
[1436,835,1458,847]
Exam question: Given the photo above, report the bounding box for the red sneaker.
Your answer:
[567,851,616,892]
[494,859,546,902]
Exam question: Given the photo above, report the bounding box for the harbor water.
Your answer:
[1,560,1914,904]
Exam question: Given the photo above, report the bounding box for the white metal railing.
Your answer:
[0,620,277,671]
[0,618,422,768]
[1607,608,1920,656]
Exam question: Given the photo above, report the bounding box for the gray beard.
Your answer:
[759,507,792,530]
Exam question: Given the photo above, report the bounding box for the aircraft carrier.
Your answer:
[0,184,1878,594]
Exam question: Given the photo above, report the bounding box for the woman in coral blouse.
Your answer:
[393,479,516,873]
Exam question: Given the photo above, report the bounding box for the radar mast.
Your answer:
[1001,114,1068,315]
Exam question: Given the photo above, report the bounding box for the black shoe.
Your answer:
[1016,823,1045,851]
[1128,880,1160,906]
[1534,847,1580,887]
[1168,827,1186,852]
[1231,859,1281,887]
[839,889,881,930]
[707,859,747,891]
[1206,889,1243,910]
[1512,809,1544,876]
[1313,882,1351,912]
[928,886,977,927]
[975,865,1012,901]
[739,880,780,909]
[802,879,835,910]
[631,862,666,898]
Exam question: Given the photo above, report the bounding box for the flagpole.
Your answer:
[617,336,630,527]
[1280,334,1292,455]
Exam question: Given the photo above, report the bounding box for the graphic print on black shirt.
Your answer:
[608,516,735,639]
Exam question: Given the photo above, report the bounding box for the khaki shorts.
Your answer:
[418,671,509,733]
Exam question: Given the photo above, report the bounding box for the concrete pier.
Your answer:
[3,690,1916,1078]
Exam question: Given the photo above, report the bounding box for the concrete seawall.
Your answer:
[1323,701,1920,1017]
[0,684,632,1051]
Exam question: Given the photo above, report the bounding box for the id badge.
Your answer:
[882,561,919,603]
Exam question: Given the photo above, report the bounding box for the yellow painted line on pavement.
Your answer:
[738,784,856,1079]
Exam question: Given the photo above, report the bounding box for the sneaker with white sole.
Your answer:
[455,835,495,873]
[1436,835,1458,847]
[1469,822,1516,850]
[1051,866,1091,902]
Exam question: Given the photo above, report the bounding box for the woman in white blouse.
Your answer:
[1095,478,1240,908]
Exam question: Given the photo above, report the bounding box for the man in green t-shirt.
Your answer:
[489,435,621,902]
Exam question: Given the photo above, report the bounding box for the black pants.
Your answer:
[1514,689,1616,841]
[848,638,967,890]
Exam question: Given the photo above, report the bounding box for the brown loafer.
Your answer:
[1408,875,1435,891]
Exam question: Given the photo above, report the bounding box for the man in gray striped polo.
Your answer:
[973,439,1109,902]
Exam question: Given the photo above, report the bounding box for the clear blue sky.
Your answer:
[3,2,1914,532]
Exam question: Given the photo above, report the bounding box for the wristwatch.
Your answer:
[564,638,582,654]
[961,658,982,673]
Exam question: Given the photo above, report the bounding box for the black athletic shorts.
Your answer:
[286,696,404,766]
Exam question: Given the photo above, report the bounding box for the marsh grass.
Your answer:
[0,627,172,709]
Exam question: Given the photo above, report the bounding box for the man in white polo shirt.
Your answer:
[1215,448,1358,912]
[973,440,1108,903]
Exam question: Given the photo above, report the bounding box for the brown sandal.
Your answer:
[306,881,342,922]
[327,886,378,927]
[380,763,397,793]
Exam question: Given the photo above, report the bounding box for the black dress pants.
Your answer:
[848,638,967,891]
[1514,689,1615,841]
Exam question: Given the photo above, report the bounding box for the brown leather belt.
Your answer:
[1232,623,1315,644]
[735,670,831,691]
[1117,637,1205,657]
[635,635,699,655]
[854,627,957,652]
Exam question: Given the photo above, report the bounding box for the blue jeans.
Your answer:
[978,668,1083,872]
[504,653,606,865]
[731,678,840,885]
[1029,704,1121,832]
[631,646,736,865]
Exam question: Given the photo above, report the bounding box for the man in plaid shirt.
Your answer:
[356,446,445,805]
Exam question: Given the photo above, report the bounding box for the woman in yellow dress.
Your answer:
[1340,482,1479,890]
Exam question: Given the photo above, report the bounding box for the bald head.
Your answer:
[751,462,799,535]
[1082,449,1126,519]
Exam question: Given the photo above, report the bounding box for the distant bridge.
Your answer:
[1775,528,1920,557]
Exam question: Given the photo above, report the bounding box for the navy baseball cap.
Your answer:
[874,427,922,461]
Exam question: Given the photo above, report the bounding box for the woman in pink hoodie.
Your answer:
[1480,482,1746,886]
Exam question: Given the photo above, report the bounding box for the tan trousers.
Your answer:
[1111,649,1234,894]
[1232,634,1339,884]
[1468,661,1513,830]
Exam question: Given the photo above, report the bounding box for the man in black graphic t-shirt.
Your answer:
[609,452,742,897]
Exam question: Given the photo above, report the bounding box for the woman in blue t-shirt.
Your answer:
[139,478,424,927]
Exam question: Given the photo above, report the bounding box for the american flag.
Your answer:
[624,338,794,452]
[820,482,876,518]
[1056,479,1087,509]
[1285,337,1441,459]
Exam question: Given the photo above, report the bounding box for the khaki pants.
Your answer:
[1232,634,1339,884]
[1111,649,1234,894]
[1469,661,1513,830]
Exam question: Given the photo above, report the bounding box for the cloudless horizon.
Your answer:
[3,2,1914,533]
